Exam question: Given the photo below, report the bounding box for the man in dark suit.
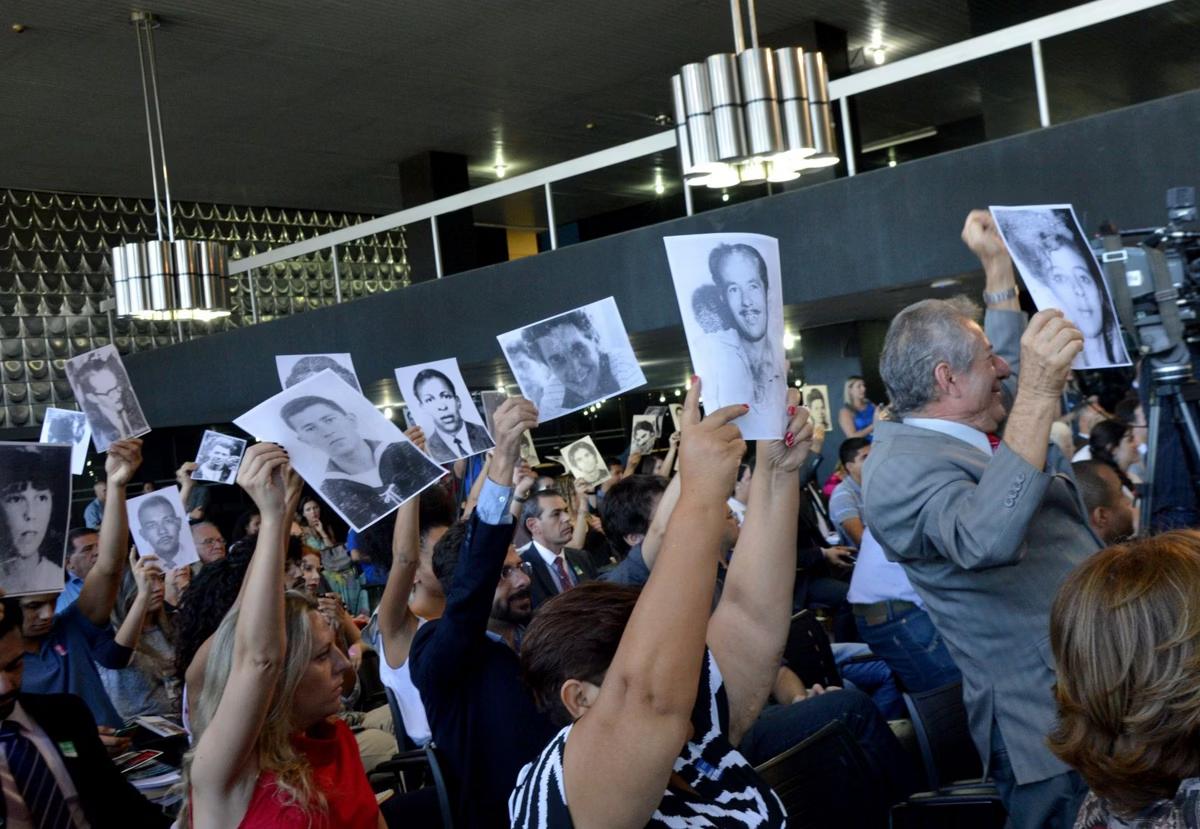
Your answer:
[411,368,494,463]
[0,600,170,827]
[517,489,598,608]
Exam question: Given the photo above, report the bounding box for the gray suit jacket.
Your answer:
[862,309,1101,785]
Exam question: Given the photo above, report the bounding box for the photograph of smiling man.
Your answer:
[394,358,495,464]
[497,297,646,423]
[235,369,445,531]
[990,204,1131,370]
[663,233,787,439]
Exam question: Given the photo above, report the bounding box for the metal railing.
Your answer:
[227,0,1174,321]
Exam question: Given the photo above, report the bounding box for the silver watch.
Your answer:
[982,285,1018,306]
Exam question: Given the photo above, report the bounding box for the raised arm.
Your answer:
[113,552,159,653]
[564,381,746,827]
[77,439,142,626]
[660,430,681,478]
[568,477,591,550]
[189,444,291,806]
[379,500,420,668]
[639,472,681,572]
[709,391,812,743]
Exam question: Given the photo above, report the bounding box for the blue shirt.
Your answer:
[53,574,85,613]
[829,475,864,548]
[23,603,132,727]
[83,498,104,529]
[601,543,650,587]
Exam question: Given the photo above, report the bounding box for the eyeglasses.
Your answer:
[500,561,534,582]
[197,537,225,549]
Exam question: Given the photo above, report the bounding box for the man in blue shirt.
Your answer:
[83,480,106,529]
[19,439,143,730]
[829,437,871,548]
[54,528,100,613]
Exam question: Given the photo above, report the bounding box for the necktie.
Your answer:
[986,433,1002,453]
[0,721,74,829]
[453,437,466,456]
[553,555,574,591]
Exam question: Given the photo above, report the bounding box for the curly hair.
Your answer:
[520,310,598,364]
[173,544,253,682]
[1048,530,1200,816]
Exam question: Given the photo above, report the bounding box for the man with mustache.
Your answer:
[408,397,558,829]
[705,243,786,421]
[862,210,1097,829]
[411,368,494,463]
[521,309,641,419]
[136,495,185,570]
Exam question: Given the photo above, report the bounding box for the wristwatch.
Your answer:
[982,285,1018,306]
[513,493,530,504]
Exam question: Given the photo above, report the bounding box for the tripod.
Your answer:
[1140,359,1200,531]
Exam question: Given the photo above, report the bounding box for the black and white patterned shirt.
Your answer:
[509,649,787,827]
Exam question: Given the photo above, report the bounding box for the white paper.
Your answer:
[497,297,646,423]
[275,353,362,392]
[989,204,1132,369]
[234,369,445,532]
[560,436,611,488]
[0,443,71,596]
[630,414,658,455]
[127,487,200,571]
[663,233,788,439]
[191,431,248,484]
[64,344,152,453]
[799,385,832,431]
[39,407,91,475]
[394,358,495,464]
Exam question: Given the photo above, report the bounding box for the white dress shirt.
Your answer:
[904,417,994,456]
[846,528,924,607]
[1,702,88,828]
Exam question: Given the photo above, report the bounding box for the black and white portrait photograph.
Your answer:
[497,297,646,423]
[127,487,199,571]
[520,430,540,468]
[990,205,1132,369]
[560,435,611,489]
[630,414,658,455]
[394,358,495,464]
[0,443,71,597]
[235,369,445,532]
[64,344,152,453]
[275,352,363,392]
[663,233,787,440]
[39,406,91,475]
[669,403,683,432]
[480,390,506,435]
[191,430,248,484]
[643,405,667,436]
[800,385,832,431]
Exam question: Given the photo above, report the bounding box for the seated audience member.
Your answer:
[1088,418,1142,488]
[848,528,961,693]
[863,210,1095,827]
[1113,395,1148,479]
[728,461,752,525]
[20,439,142,730]
[230,507,262,543]
[181,443,383,828]
[99,552,180,720]
[300,498,369,616]
[519,487,599,608]
[829,437,870,548]
[190,520,228,566]
[376,486,454,747]
[0,599,172,827]
[510,382,807,826]
[1072,460,1136,545]
[599,474,672,587]
[54,527,100,612]
[408,398,558,829]
[1070,397,1110,459]
[1049,531,1200,828]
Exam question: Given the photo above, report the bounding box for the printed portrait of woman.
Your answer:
[993,207,1129,369]
[0,444,70,596]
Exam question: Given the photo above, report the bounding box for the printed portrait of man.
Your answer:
[136,495,185,570]
[194,434,245,484]
[280,394,442,530]
[410,368,494,463]
[67,348,149,451]
[564,438,609,488]
[282,354,362,392]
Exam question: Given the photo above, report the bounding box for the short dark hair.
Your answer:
[419,486,457,542]
[708,243,769,292]
[633,421,654,435]
[412,368,456,401]
[0,599,20,641]
[1073,460,1125,515]
[280,395,346,430]
[1089,419,1131,467]
[600,475,667,555]
[0,446,62,497]
[285,356,359,390]
[839,437,871,467]
[521,489,564,529]
[521,582,641,726]
[137,494,175,524]
[520,310,598,364]
[432,520,471,593]
[67,527,97,550]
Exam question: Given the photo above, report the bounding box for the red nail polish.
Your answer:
[742,403,751,410]
[788,405,797,416]
[785,432,794,446]
[691,375,699,383]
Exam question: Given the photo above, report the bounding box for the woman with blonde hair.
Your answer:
[1049,530,1200,828]
[838,375,882,441]
[181,443,383,828]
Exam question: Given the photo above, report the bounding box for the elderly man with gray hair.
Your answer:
[862,210,1099,829]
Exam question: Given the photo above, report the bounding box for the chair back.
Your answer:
[755,720,883,829]
[425,741,455,829]
[903,681,983,791]
[783,610,842,689]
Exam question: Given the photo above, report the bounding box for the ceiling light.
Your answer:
[872,46,887,65]
[675,388,682,397]
[659,393,667,403]
[113,10,230,322]
[783,330,796,349]
[794,379,803,387]
[654,170,665,195]
[384,407,394,419]
[721,190,730,202]
[670,2,838,191]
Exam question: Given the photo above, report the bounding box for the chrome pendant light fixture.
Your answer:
[671,0,840,188]
[112,10,230,322]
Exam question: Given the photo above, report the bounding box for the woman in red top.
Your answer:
[180,443,384,829]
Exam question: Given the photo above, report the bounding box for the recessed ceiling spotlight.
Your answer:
[11,23,27,33]
[585,121,597,130]
[654,113,672,126]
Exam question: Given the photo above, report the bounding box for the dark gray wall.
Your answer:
[125,90,1200,427]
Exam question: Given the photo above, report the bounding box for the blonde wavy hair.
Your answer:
[1048,530,1200,816]
[177,590,326,824]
